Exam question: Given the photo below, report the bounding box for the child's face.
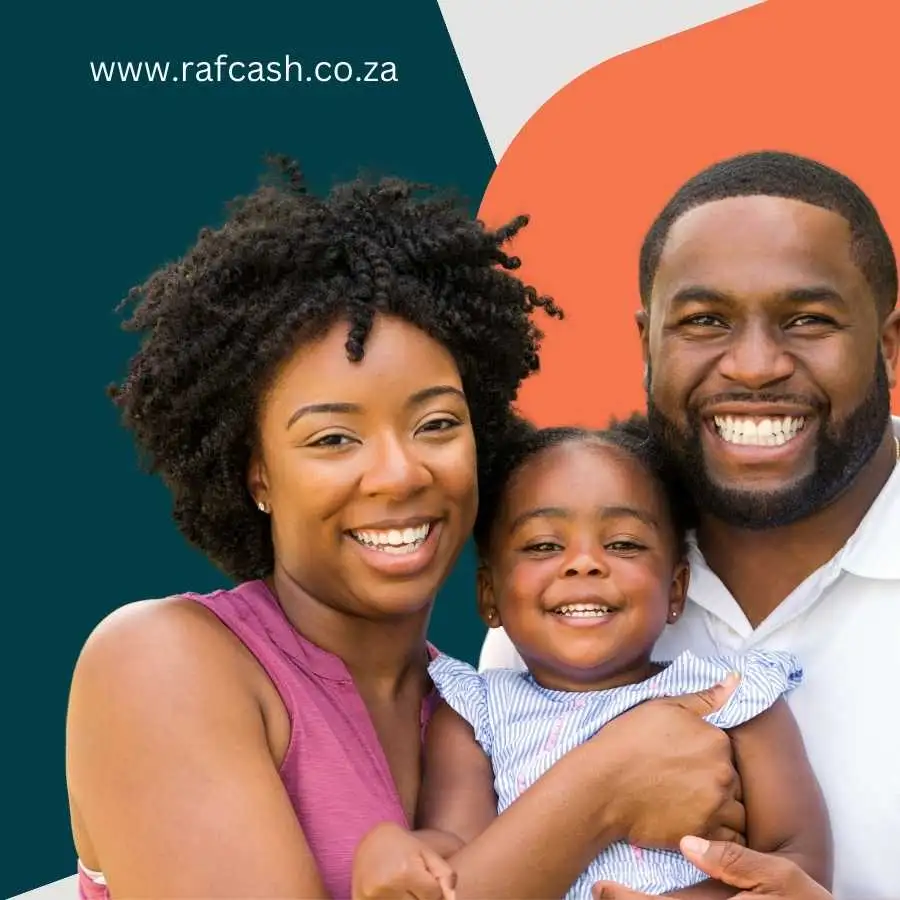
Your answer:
[480,440,688,691]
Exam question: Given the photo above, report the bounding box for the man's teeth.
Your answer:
[351,523,431,554]
[713,415,806,447]
[554,604,614,618]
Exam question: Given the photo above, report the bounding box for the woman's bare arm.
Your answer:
[66,599,330,899]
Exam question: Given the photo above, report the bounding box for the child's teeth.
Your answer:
[554,604,613,617]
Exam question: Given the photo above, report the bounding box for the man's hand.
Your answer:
[594,673,746,850]
[591,836,833,899]
[352,822,457,900]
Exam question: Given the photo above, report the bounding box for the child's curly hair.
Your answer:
[473,412,697,559]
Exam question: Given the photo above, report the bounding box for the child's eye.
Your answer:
[606,540,645,553]
[523,541,562,554]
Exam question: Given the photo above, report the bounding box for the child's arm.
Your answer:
[663,698,832,898]
[729,698,832,885]
[352,700,490,900]
[414,700,499,850]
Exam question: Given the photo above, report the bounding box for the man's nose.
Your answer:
[718,321,794,389]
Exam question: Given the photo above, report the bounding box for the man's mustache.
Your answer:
[690,392,825,416]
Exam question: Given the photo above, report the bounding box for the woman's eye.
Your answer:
[418,418,460,434]
[309,433,355,448]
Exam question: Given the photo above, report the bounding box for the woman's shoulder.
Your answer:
[72,588,265,709]
[82,580,272,652]
[65,589,300,897]
[84,591,230,650]
[67,588,287,784]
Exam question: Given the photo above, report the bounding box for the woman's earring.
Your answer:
[257,500,269,514]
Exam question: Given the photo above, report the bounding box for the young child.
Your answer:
[414,415,831,898]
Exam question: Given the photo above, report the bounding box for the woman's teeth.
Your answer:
[553,604,614,618]
[713,415,805,447]
[351,523,431,554]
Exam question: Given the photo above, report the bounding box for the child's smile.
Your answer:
[480,439,689,692]
[550,598,619,623]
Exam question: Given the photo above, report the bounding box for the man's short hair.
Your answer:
[639,150,898,316]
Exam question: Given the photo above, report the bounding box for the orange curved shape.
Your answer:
[479,0,900,426]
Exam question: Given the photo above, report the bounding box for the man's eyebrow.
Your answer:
[667,284,848,310]
[668,286,732,308]
[781,286,848,308]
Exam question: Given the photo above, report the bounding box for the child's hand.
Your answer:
[352,822,457,900]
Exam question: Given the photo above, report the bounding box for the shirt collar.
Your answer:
[839,415,900,580]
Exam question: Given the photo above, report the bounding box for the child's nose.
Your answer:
[563,551,606,577]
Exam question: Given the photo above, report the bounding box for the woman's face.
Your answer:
[251,313,478,619]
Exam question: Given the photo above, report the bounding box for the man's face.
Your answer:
[640,195,899,529]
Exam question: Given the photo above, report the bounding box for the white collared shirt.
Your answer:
[478,417,900,900]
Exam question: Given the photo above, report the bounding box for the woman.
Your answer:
[67,157,744,900]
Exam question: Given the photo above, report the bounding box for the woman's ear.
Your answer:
[248,453,270,513]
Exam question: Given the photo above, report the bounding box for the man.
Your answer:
[480,150,900,900]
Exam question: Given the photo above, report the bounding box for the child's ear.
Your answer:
[667,559,690,624]
[476,566,502,628]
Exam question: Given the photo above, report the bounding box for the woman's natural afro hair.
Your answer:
[109,155,563,581]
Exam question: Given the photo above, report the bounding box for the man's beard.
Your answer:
[645,354,892,530]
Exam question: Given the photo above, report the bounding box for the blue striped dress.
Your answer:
[428,648,802,897]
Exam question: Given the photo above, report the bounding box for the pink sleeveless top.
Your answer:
[77,579,440,900]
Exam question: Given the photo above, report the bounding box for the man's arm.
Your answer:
[664,698,832,898]
[594,837,834,900]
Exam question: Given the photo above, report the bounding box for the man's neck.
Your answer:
[696,429,898,628]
